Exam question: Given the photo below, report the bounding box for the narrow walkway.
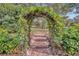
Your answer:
[27,29,52,56]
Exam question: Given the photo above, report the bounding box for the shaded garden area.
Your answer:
[0,4,79,56]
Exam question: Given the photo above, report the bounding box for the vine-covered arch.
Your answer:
[0,4,65,54]
[23,6,64,46]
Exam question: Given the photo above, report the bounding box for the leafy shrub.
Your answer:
[62,24,79,55]
[0,28,20,53]
[0,4,27,54]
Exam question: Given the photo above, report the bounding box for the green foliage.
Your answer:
[62,24,79,55]
[1,4,79,55]
[0,4,64,54]
[0,4,28,53]
[0,28,20,53]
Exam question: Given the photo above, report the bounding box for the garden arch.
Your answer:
[23,6,64,46]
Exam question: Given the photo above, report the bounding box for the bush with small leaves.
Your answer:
[62,24,79,55]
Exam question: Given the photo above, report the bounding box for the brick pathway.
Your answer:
[27,29,52,56]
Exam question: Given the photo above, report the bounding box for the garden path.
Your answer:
[27,29,52,56]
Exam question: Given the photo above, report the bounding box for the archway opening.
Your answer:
[24,11,56,47]
[30,17,49,36]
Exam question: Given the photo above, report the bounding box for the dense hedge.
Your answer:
[0,4,28,53]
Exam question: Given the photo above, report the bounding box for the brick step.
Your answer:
[30,39,50,48]
[30,36,48,41]
[31,29,49,33]
[32,34,49,38]
[27,47,52,56]
[33,34,47,37]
